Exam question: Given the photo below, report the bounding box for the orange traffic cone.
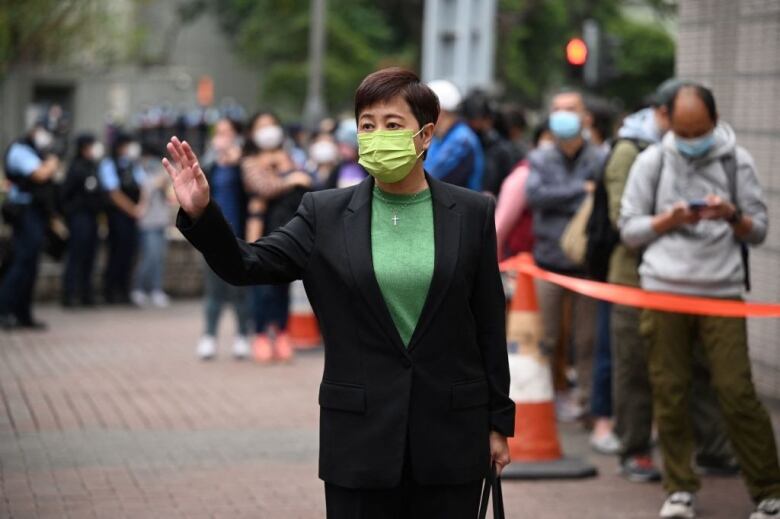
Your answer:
[287,280,322,350]
[502,253,596,479]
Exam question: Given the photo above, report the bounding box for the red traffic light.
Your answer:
[566,37,588,66]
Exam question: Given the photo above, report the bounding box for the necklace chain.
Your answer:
[375,189,427,226]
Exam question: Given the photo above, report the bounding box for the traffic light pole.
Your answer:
[303,0,327,127]
[583,19,600,88]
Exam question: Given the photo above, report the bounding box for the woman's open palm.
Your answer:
[162,136,210,219]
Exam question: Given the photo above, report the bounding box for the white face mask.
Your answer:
[91,142,105,161]
[253,125,284,150]
[125,142,141,160]
[309,140,339,165]
[537,140,555,151]
[33,129,53,150]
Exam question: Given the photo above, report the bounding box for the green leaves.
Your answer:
[214,0,415,119]
[496,0,675,108]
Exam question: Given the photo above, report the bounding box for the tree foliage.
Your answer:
[495,0,675,108]
[211,0,417,118]
[213,0,675,114]
[602,16,676,110]
[0,0,147,74]
[0,0,675,114]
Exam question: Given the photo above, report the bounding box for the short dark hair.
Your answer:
[532,118,550,147]
[75,133,96,157]
[666,82,718,122]
[554,86,585,102]
[219,116,243,136]
[354,68,440,129]
[460,89,495,120]
[111,131,135,158]
[500,104,527,131]
[586,96,616,142]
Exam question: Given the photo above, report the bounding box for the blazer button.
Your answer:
[401,357,412,369]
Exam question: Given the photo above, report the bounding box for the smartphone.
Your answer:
[688,199,708,211]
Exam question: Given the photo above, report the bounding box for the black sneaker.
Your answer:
[15,318,48,331]
[620,455,662,483]
[0,314,17,331]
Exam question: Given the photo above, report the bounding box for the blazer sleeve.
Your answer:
[176,192,316,285]
[471,197,516,437]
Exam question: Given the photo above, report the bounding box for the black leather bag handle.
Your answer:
[478,463,506,519]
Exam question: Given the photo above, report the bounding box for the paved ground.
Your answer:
[0,301,774,518]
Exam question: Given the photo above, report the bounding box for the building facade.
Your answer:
[0,0,260,147]
[677,0,780,398]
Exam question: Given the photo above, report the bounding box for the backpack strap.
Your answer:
[649,144,665,216]
[720,152,751,291]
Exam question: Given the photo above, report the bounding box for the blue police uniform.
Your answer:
[99,156,144,303]
[0,139,49,326]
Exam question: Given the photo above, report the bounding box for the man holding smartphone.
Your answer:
[620,82,780,519]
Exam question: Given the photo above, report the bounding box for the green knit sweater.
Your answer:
[371,186,435,347]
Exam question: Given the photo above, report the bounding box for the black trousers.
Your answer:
[0,205,46,320]
[63,210,99,303]
[103,209,138,301]
[325,457,484,519]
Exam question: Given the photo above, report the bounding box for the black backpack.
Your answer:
[585,138,649,281]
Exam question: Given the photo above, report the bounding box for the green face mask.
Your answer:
[357,128,425,184]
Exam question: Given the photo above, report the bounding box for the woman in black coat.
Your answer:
[163,68,514,519]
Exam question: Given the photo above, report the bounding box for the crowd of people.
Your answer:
[1,74,779,518]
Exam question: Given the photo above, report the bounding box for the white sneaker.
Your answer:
[555,390,584,422]
[590,431,622,455]
[751,499,780,519]
[660,492,695,518]
[130,290,148,307]
[232,336,250,360]
[150,290,170,308]
[197,335,217,360]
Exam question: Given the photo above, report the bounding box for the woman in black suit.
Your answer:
[163,68,514,519]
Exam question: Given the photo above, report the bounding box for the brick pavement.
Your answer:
[0,301,774,518]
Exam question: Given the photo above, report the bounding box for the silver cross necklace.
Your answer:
[376,189,426,226]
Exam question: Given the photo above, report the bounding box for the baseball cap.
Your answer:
[427,79,462,112]
[651,79,684,107]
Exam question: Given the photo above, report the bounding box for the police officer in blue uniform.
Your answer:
[61,134,105,307]
[98,133,145,304]
[0,122,61,330]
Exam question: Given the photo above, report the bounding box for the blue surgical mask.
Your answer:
[675,131,715,158]
[549,110,582,140]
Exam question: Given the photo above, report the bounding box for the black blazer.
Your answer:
[177,174,515,489]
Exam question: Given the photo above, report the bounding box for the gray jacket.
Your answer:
[526,142,606,272]
[619,123,767,296]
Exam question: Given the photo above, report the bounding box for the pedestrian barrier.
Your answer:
[287,279,322,349]
[501,253,597,480]
[499,253,780,317]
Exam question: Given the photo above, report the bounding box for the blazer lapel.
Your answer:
[407,175,460,351]
[343,177,409,354]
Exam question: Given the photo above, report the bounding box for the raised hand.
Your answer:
[162,136,210,220]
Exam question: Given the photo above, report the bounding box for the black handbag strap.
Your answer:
[478,464,506,519]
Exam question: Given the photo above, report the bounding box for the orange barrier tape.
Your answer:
[499,254,780,318]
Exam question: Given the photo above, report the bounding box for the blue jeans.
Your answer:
[203,266,252,337]
[591,300,613,418]
[252,284,290,333]
[63,210,99,303]
[134,228,167,293]
[0,205,46,321]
